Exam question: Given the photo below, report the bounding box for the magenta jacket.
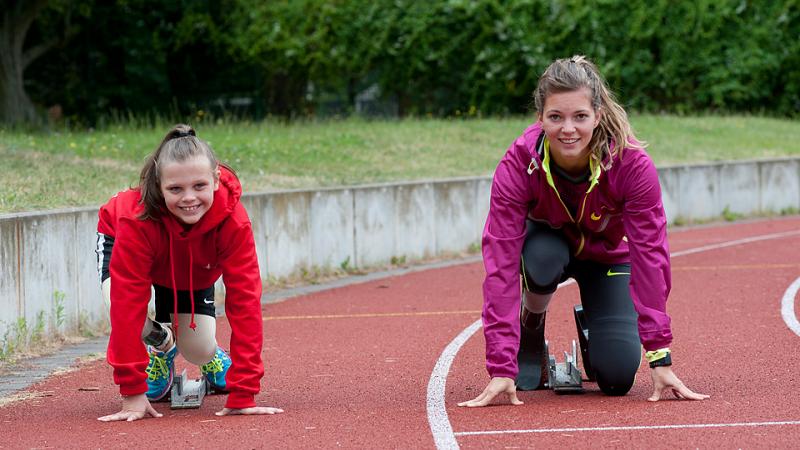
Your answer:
[482,122,672,379]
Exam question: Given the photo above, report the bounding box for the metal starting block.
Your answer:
[170,369,210,409]
[545,340,585,394]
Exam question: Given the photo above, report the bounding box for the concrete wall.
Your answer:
[658,158,800,223]
[1,157,799,339]
[0,208,107,341]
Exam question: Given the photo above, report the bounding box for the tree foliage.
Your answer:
[12,0,800,125]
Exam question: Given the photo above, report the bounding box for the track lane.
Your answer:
[1,217,799,449]
[443,218,800,449]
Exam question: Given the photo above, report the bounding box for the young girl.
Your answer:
[96,124,283,421]
[459,56,709,407]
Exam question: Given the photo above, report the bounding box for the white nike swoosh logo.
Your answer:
[203,298,214,304]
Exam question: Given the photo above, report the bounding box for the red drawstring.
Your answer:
[168,232,197,335]
[169,235,179,337]
[188,247,196,330]
[169,235,197,338]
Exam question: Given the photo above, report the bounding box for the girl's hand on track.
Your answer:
[216,406,284,416]
[648,366,710,401]
[98,393,162,422]
[457,377,524,407]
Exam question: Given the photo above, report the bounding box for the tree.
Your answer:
[0,0,74,125]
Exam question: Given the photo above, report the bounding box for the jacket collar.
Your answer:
[540,136,602,194]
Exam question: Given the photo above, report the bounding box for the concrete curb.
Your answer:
[0,337,108,399]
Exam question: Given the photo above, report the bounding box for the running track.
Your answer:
[3,217,800,449]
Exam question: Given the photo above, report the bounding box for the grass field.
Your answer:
[1,114,798,213]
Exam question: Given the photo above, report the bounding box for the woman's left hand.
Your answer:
[648,366,710,401]
[215,406,284,416]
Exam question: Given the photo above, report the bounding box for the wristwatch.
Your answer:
[645,348,672,368]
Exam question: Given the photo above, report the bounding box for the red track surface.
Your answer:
[3,217,800,449]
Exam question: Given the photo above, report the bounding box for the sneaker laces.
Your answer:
[145,351,170,381]
[201,355,224,375]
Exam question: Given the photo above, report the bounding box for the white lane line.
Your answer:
[426,279,574,450]
[454,420,800,436]
[427,228,800,449]
[670,229,800,257]
[427,320,483,450]
[781,277,800,337]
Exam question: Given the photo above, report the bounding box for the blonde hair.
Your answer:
[138,124,221,220]
[534,55,645,168]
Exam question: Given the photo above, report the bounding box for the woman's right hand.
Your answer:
[97,393,163,422]
[457,377,524,408]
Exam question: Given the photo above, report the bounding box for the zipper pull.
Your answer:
[527,157,539,175]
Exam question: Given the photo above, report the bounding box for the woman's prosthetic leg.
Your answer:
[515,220,569,391]
[517,220,570,391]
[516,293,550,390]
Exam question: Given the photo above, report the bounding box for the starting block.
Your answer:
[170,369,210,409]
[545,339,585,394]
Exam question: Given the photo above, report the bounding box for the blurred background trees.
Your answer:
[3,0,799,126]
[0,0,82,125]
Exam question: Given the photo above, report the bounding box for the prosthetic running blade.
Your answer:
[171,369,209,409]
[515,311,547,391]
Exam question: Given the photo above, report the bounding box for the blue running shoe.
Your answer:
[201,346,231,392]
[145,344,177,401]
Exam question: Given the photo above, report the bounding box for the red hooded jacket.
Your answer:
[97,167,264,409]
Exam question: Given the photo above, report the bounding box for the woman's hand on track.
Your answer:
[216,406,284,416]
[648,366,710,401]
[98,393,162,422]
[458,377,524,407]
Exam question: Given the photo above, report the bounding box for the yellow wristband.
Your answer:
[645,348,671,363]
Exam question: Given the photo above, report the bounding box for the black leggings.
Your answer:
[521,220,641,395]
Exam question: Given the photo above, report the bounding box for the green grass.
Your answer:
[633,115,800,164]
[1,114,798,213]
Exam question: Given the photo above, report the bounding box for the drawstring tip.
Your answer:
[189,321,197,330]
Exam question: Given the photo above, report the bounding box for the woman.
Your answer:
[459,56,708,407]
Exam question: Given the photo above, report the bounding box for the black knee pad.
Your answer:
[519,220,570,293]
[521,264,561,294]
